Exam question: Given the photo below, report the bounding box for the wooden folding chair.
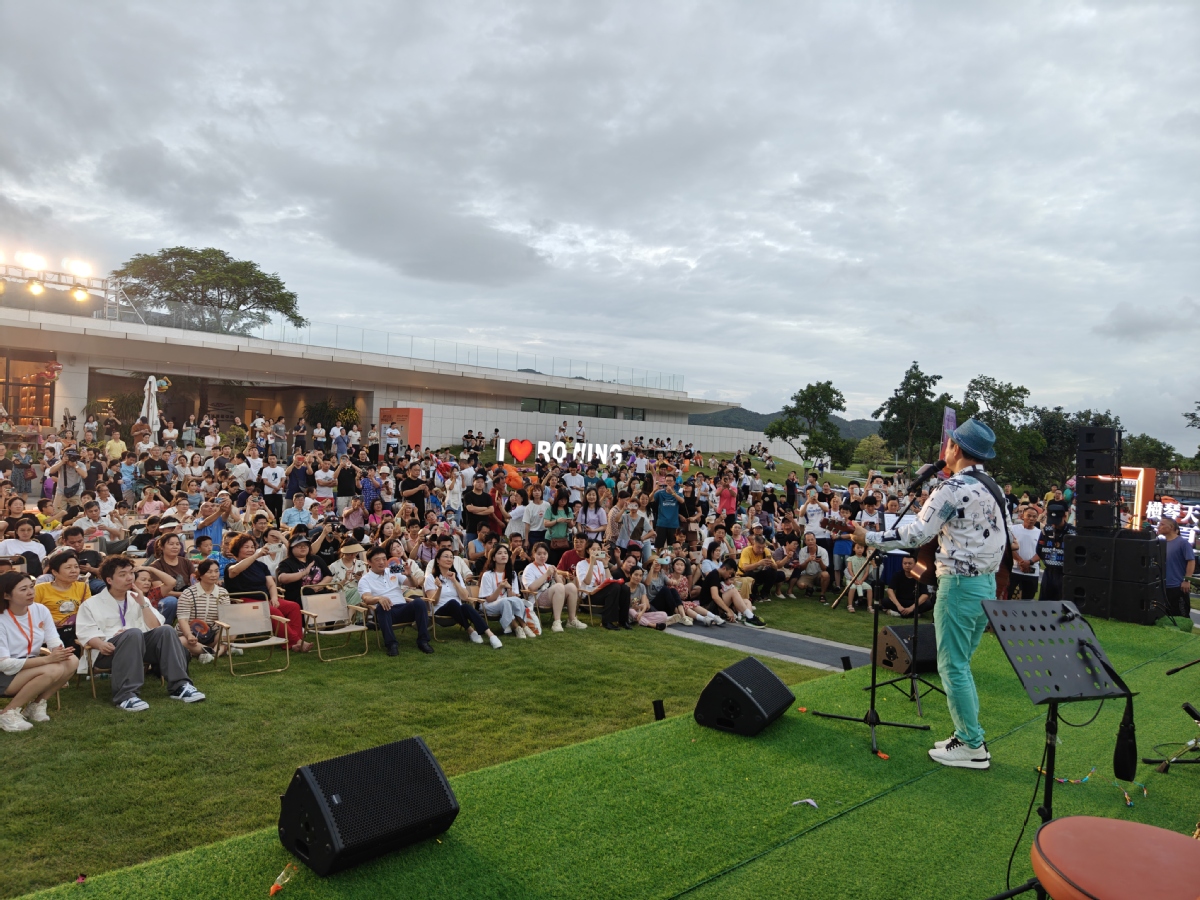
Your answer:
[215,600,290,676]
[75,640,164,699]
[300,588,368,662]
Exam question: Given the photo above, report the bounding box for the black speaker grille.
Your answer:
[308,739,453,848]
[723,657,794,714]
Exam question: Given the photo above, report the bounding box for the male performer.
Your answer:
[853,418,1007,770]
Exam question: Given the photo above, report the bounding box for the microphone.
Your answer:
[910,460,946,488]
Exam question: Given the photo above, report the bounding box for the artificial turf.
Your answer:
[22,619,1198,900]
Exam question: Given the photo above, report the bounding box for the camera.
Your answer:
[66,449,80,460]
[388,562,402,574]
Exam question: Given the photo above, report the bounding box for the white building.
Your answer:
[0,303,804,462]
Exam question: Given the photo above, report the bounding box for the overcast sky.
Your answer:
[2,2,1197,446]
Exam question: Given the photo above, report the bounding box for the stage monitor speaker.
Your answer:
[1076,450,1118,477]
[1063,575,1112,619]
[1077,502,1118,530]
[693,656,794,736]
[279,736,459,876]
[1075,476,1119,504]
[872,623,938,675]
[1076,427,1119,452]
[1064,534,1114,579]
[1109,581,1167,626]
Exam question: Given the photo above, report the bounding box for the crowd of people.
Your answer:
[0,408,1193,734]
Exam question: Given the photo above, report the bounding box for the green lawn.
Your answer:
[1,625,820,899]
[23,620,1198,900]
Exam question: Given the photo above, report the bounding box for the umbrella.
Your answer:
[140,375,160,442]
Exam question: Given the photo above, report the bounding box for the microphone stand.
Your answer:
[812,474,941,752]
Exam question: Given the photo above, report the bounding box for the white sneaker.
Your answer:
[24,699,51,723]
[488,634,503,649]
[118,696,150,712]
[514,624,527,639]
[469,632,484,644]
[524,622,538,637]
[567,619,588,630]
[679,615,694,626]
[711,615,725,626]
[934,734,956,750]
[551,619,564,633]
[0,708,33,732]
[886,610,901,618]
[928,736,990,769]
[169,683,206,703]
[198,651,215,665]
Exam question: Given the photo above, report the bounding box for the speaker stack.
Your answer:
[1064,427,1165,625]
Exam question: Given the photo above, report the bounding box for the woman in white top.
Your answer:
[479,545,533,638]
[522,484,550,545]
[522,542,584,633]
[442,468,463,524]
[0,519,47,568]
[423,548,501,648]
[504,490,528,538]
[578,488,608,541]
[312,423,327,453]
[0,573,76,732]
[576,539,632,631]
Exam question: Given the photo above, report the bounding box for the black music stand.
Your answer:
[983,599,1131,900]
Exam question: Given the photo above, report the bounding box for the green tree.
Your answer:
[961,375,1043,483]
[872,362,944,471]
[765,381,847,462]
[113,247,306,334]
[1122,433,1176,470]
[1024,407,1122,488]
[853,434,890,469]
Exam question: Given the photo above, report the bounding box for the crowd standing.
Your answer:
[0,408,1193,732]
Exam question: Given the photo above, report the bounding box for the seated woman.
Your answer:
[521,541,584,633]
[424,547,502,648]
[176,559,229,660]
[34,551,90,650]
[275,531,333,605]
[151,532,194,624]
[627,566,676,630]
[0,517,47,577]
[0,572,77,732]
[577,540,632,631]
[479,544,533,639]
[328,540,368,606]
[224,533,310,652]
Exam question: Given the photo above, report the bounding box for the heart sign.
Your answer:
[509,439,534,462]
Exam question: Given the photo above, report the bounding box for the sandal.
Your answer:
[847,606,856,613]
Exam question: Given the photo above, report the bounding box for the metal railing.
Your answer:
[111,303,687,391]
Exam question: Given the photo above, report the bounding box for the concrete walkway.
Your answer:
[664,621,871,672]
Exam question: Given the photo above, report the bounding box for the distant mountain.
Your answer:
[688,408,879,440]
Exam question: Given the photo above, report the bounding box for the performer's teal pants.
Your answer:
[933,573,994,748]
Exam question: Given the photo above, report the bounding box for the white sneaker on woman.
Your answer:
[513,623,527,639]
[24,700,50,723]
[1,708,33,732]
[488,634,503,649]
[469,632,484,644]
[551,619,564,633]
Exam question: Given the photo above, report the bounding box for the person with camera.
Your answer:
[47,448,87,509]
[76,555,205,711]
[224,533,310,652]
[577,539,631,631]
[357,545,434,656]
[0,572,78,731]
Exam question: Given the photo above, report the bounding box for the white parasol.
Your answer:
[140,375,160,442]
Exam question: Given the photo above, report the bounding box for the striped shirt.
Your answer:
[177,584,229,625]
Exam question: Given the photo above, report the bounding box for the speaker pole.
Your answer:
[872,601,944,715]
[812,596,930,752]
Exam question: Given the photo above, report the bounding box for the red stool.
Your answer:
[1031,815,1200,900]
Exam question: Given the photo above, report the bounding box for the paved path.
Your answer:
[664,622,871,672]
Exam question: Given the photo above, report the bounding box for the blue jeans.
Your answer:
[933,573,994,748]
[159,596,178,625]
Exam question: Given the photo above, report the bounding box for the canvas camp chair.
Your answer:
[300,588,369,662]
[215,599,290,676]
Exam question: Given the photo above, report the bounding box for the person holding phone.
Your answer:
[423,547,501,648]
[577,540,631,631]
[0,573,78,731]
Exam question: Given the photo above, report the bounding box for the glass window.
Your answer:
[539,399,559,415]
[560,401,579,416]
[597,405,616,419]
[520,398,540,413]
[578,403,596,417]
[629,408,645,421]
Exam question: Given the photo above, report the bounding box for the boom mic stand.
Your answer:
[812,473,942,752]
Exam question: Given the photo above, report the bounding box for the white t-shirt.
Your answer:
[796,545,830,576]
[260,466,286,494]
[97,495,117,517]
[314,468,337,499]
[479,569,517,600]
[522,561,554,595]
[523,501,550,533]
[801,502,830,539]
[423,571,468,612]
[0,603,62,675]
[0,538,46,561]
[385,426,400,446]
[563,473,586,503]
[505,505,527,536]
[576,559,608,593]
[1011,524,1042,577]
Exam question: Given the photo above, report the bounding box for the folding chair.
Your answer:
[215,599,290,676]
[75,640,165,699]
[300,588,369,662]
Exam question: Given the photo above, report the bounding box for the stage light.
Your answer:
[63,258,92,277]
[27,278,44,295]
[15,251,47,271]
[71,284,90,301]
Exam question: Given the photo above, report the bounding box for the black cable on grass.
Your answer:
[1007,739,1048,891]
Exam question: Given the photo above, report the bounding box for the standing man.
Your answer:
[1010,506,1042,600]
[853,419,1007,770]
[260,453,286,520]
[1158,516,1195,617]
[1036,502,1070,602]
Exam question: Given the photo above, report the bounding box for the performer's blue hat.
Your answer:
[949,418,996,460]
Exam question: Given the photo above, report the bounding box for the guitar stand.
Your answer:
[871,602,945,717]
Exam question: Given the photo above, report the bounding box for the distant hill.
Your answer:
[688,408,879,440]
